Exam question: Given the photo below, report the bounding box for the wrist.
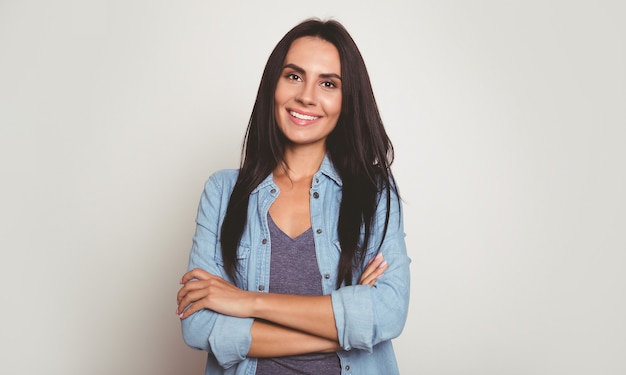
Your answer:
[319,340,341,353]
[250,291,266,319]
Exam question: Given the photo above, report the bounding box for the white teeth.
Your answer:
[290,111,318,121]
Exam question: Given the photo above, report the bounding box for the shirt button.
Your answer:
[313,192,319,199]
[258,285,265,291]
[324,273,330,279]
[270,188,276,194]
[262,239,267,244]
[345,365,350,371]
[316,229,322,234]
[315,178,319,184]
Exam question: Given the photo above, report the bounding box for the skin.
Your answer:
[177,36,389,358]
[274,37,343,155]
[177,255,388,356]
[271,36,343,238]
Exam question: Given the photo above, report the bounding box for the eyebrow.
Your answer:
[282,63,342,81]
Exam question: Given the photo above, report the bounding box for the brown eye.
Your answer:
[321,81,337,88]
[286,73,302,81]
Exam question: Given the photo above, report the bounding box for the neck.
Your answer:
[276,143,326,181]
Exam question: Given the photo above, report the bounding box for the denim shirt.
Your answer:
[181,156,411,375]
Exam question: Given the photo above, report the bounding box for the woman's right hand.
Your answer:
[359,253,388,287]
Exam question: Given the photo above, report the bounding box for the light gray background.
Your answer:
[1,1,624,374]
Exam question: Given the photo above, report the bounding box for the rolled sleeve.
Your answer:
[331,238,410,352]
[208,315,254,368]
[331,284,374,352]
[181,171,253,368]
[330,186,411,352]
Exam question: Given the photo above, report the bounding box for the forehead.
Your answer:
[284,36,341,71]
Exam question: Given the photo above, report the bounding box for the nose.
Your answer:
[295,81,317,106]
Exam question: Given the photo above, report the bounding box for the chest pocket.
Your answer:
[214,243,251,288]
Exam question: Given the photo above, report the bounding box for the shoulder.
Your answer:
[208,168,239,184]
[203,169,240,195]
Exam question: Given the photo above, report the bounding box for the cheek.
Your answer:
[274,88,285,116]
[328,96,342,117]
[274,81,291,104]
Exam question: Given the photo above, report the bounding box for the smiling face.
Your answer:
[274,36,342,150]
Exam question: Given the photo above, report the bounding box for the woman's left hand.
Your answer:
[176,268,254,319]
[359,253,388,287]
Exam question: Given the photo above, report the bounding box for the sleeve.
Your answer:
[180,174,254,369]
[330,186,411,352]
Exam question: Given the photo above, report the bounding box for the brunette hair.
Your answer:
[220,18,398,288]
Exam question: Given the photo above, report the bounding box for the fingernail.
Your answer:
[178,312,184,319]
[378,260,387,268]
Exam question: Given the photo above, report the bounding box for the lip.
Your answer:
[287,108,322,126]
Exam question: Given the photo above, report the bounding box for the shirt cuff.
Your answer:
[208,315,254,368]
[331,285,374,353]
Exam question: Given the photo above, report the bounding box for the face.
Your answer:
[274,36,342,149]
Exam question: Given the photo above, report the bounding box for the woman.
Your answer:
[176,19,410,374]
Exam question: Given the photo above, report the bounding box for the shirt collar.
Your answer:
[317,154,343,187]
[252,173,276,194]
[251,154,342,194]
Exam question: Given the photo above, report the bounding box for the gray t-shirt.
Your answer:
[254,215,341,375]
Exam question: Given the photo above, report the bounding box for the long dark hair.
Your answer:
[220,19,398,288]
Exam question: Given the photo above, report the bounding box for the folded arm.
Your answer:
[177,252,389,344]
[248,320,339,357]
[179,173,406,366]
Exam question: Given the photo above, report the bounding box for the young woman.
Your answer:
[176,19,410,375]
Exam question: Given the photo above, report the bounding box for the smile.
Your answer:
[289,110,319,121]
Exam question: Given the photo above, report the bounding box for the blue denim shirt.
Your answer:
[182,156,411,375]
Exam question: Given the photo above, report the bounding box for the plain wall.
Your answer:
[1,1,624,374]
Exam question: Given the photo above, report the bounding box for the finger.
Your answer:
[177,279,199,303]
[179,297,214,319]
[177,287,209,315]
[180,268,207,284]
[177,278,212,304]
[361,254,383,279]
[360,253,384,284]
[180,268,212,284]
[177,277,231,312]
[361,260,388,286]
[179,299,203,319]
